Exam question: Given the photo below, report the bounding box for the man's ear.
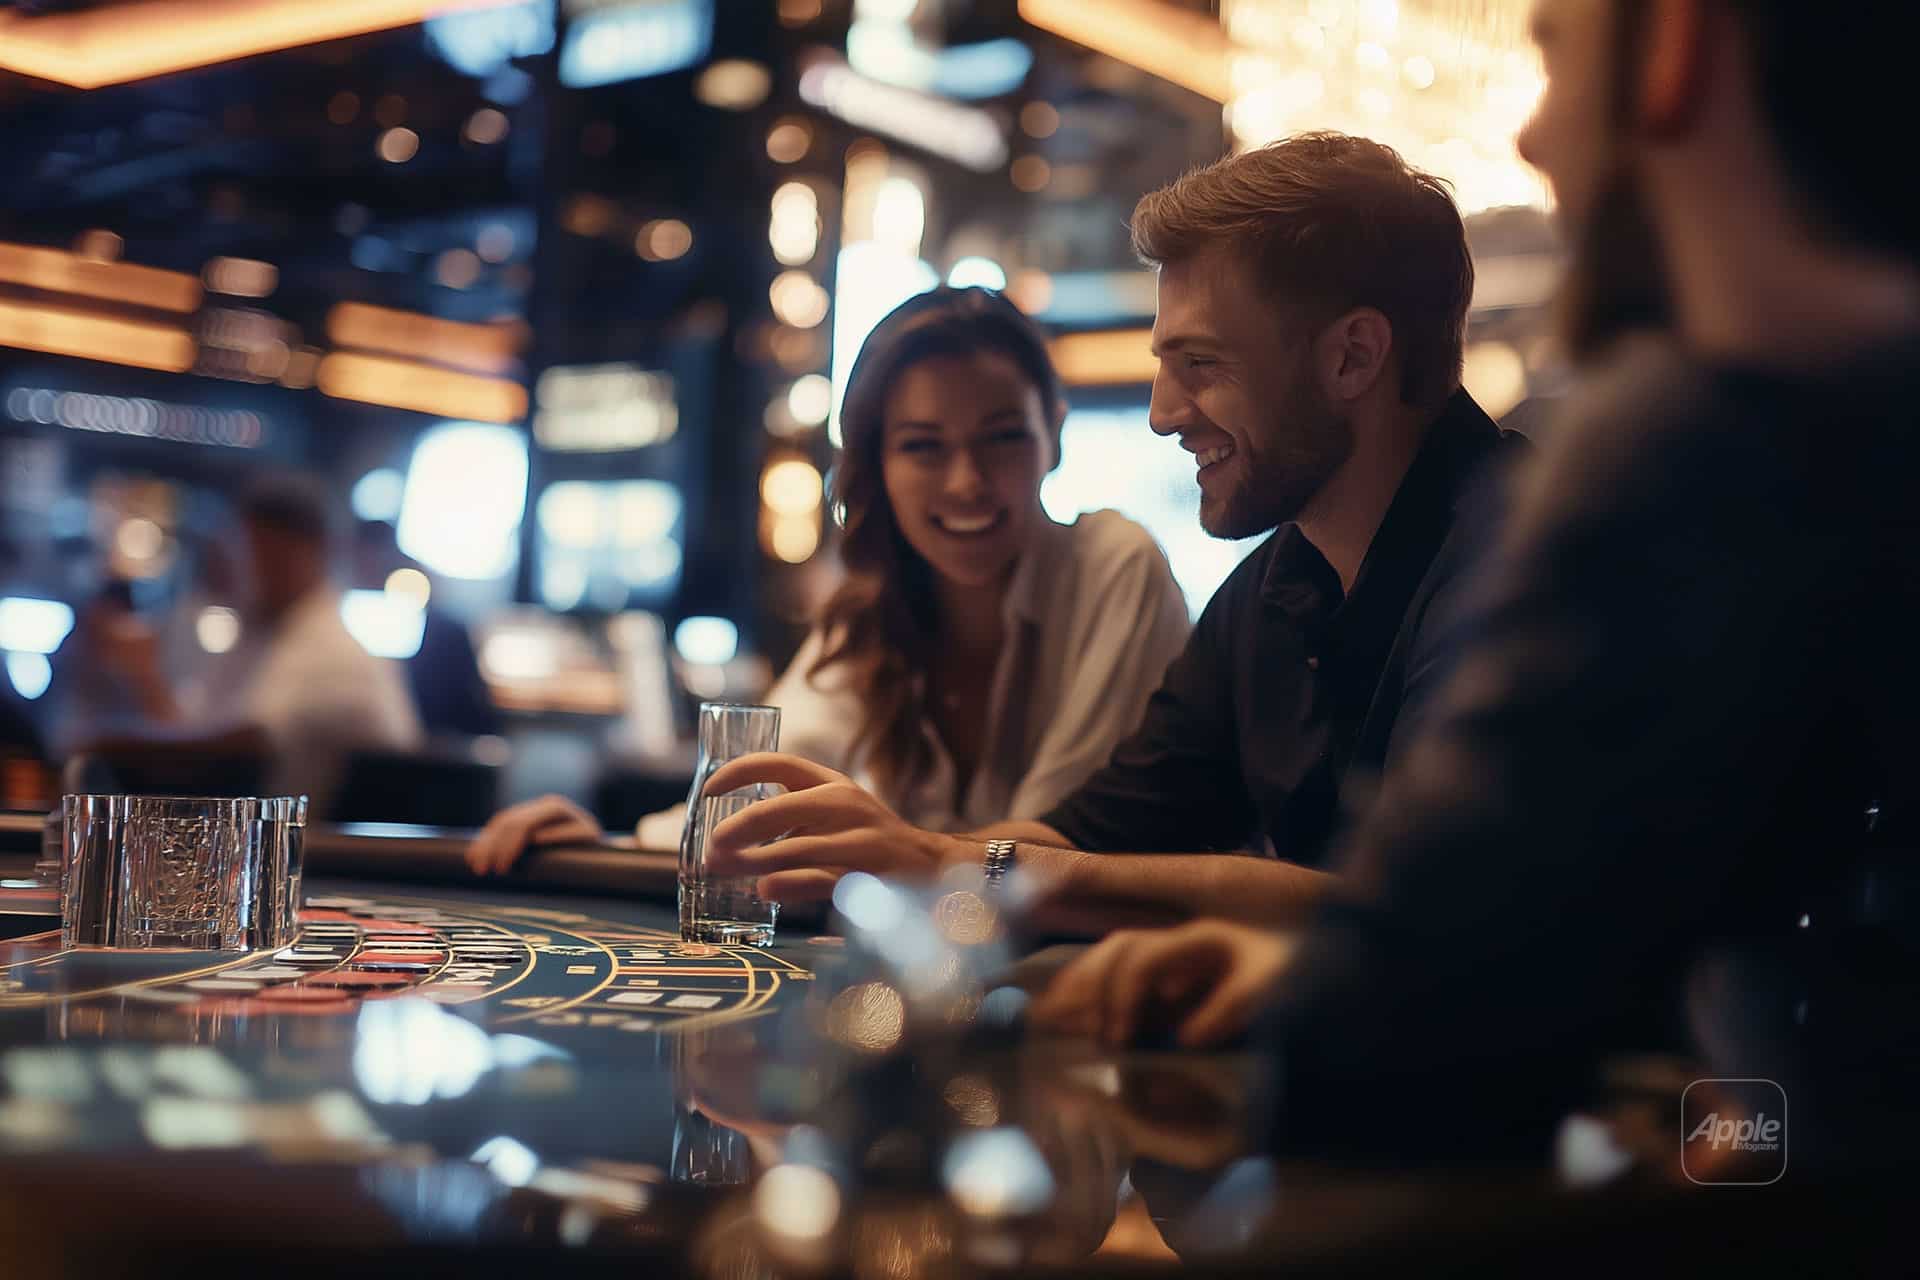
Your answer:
[1317,307,1395,403]
[1637,0,1710,136]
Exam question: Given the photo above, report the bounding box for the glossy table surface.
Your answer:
[0,818,1888,1277]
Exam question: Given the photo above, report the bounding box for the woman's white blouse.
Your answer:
[735,510,1191,832]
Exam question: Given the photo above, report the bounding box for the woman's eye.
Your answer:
[1185,356,1216,371]
[988,429,1031,447]
[897,439,941,456]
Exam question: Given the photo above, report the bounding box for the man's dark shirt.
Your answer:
[1268,335,1920,1167]
[1042,389,1524,866]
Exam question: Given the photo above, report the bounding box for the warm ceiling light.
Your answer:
[376,127,419,163]
[1048,328,1157,386]
[695,59,773,111]
[786,374,832,426]
[769,271,829,329]
[435,248,483,289]
[777,0,823,29]
[73,229,123,262]
[1010,156,1051,192]
[766,512,821,564]
[318,351,528,423]
[0,241,201,313]
[0,298,195,373]
[766,118,812,164]
[560,194,617,238]
[1017,0,1234,102]
[384,567,432,608]
[770,182,821,266]
[637,219,694,262]
[0,0,517,90]
[1018,101,1060,138]
[202,256,277,298]
[327,301,525,375]
[761,457,824,516]
[464,107,510,145]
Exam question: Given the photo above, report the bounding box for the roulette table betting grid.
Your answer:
[0,821,846,1241]
[1,886,818,1035]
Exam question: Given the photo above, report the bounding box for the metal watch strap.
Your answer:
[982,839,1017,894]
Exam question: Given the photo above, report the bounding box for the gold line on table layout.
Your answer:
[1,932,66,971]
[0,946,283,1007]
[595,983,774,995]
[291,921,367,983]
[397,899,618,1023]
[0,917,374,1003]
[621,940,766,1027]
[672,970,783,1031]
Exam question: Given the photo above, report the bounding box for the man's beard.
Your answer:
[1557,168,1675,362]
[1201,380,1353,541]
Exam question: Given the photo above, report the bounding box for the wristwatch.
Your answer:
[982,839,1018,896]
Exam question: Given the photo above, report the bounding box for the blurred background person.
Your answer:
[79,476,422,815]
[467,287,1190,873]
[351,517,498,741]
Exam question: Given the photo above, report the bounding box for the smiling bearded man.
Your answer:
[696,133,1529,938]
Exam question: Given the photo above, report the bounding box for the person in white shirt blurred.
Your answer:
[79,476,422,815]
[468,287,1191,873]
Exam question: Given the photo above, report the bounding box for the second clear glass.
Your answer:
[678,702,781,946]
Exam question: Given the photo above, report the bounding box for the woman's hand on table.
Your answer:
[1028,920,1297,1050]
[465,794,605,876]
[699,754,974,903]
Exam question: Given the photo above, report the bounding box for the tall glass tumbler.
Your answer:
[678,702,781,946]
[63,793,126,950]
[243,795,310,949]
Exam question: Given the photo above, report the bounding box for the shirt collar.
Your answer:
[1259,389,1504,628]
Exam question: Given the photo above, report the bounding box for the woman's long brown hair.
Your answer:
[809,287,1065,806]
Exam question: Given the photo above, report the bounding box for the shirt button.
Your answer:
[1306,656,1320,671]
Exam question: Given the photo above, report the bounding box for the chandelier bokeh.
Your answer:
[1220,0,1547,213]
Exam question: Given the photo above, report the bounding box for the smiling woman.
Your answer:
[797,287,1188,825]
[469,288,1193,875]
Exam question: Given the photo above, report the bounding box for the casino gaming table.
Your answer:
[0,815,1889,1278]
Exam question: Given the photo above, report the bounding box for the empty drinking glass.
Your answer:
[679,702,781,946]
[244,795,310,949]
[62,793,310,951]
[118,796,251,950]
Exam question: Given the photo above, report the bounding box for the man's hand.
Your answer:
[700,754,975,902]
[1028,920,1296,1050]
[465,794,605,876]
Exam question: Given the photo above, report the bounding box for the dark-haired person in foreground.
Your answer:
[1036,0,1920,1167]
[703,134,1526,931]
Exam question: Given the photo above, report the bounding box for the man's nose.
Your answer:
[1148,366,1186,437]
